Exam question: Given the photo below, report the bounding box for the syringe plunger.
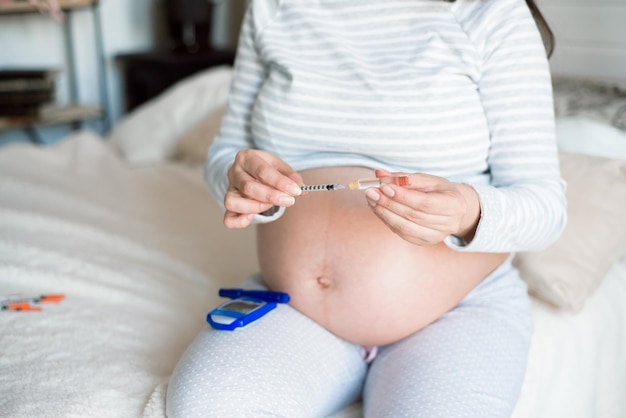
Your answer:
[347,176,411,190]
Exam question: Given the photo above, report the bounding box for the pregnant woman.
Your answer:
[167,0,566,416]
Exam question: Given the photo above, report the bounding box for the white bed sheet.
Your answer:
[0,132,258,417]
[0,132,624,418]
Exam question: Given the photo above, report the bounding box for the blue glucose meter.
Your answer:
[207,288,290,331]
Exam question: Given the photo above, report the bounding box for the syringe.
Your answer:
[301,175,410,192]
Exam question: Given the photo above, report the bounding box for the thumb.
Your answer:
[375,169,392,178]
[289,172,304,186]
[406,173,446,192]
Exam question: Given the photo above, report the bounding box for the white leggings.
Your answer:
[166,260,533,418]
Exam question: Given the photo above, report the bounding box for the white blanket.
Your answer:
[0,133,256,417]
[1,133,625,418]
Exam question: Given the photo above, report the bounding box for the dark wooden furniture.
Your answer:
[116,49,236,113]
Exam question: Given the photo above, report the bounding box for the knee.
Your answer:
[164,381,188,418]
[164,340,315,418]
[165,331,250,418]
[165,365,271,418]
[166,375,318,418]
[165,362,203,418]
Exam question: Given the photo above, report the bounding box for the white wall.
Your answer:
[536,0,626,82]
[0,0,235,145]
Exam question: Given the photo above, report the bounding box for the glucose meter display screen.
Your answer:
[225,300,261,314]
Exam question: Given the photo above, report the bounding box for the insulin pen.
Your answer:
[301,175,411,192]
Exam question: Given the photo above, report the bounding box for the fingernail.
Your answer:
[380,185,395,197]
[279,195,295,206]
[286,184,302,196]
[365,189,380,205]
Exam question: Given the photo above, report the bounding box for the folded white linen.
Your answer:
[108,66,233,166]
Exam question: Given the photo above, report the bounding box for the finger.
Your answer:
[368,201,442,245]
[224,211,255,229]
[374,169,392,178]
[224,191,276,215]
[241,153,302,196]
[366,185,429,215]
[376,169,413,179]
[405,172,449,192]
[288,171,305,187]
[380,183,460,217]
[366,186,453,228]
[230,171,297,208]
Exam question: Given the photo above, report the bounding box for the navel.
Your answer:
[316,276,333,289]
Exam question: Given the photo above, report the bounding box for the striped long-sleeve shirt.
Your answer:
[205,0,567,253]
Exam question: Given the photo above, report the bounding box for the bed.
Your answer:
[1,66,625,418]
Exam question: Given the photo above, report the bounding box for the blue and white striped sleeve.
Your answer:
[446,0,567,252]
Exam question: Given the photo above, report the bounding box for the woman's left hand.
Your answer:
[365,169,481,246]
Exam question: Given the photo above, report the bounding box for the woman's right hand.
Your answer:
[224,149,303,229]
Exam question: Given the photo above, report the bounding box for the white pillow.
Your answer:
[175,106,225,165]
[555,117,626,159]
[108,66,233,166]
[514,152,626,312]
[515,118,626,312]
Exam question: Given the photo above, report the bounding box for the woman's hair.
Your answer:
[445,0,555,57]
[524,0,555,57]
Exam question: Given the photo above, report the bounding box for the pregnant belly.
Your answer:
[257,167,507,346]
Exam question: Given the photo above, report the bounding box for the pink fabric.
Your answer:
[360,346,378,363]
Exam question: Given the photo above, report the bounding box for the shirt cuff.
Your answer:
[444,234,469,249]
[443,184,503,252]
[252,206,285,224]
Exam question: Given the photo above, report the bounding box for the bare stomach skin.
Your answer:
[257,167,508,346]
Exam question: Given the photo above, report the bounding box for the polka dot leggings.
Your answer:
[166,260,532,418]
